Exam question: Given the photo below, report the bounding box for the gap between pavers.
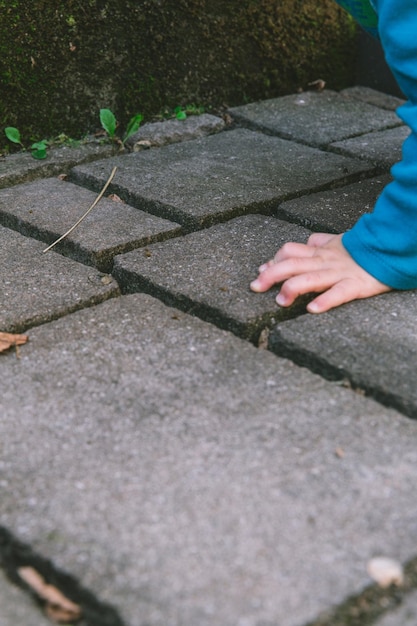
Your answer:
[340,86,405,111]
[0,140,116,189]
[0,177,182,272]
[0,225,119,333]
[276,174,391,234]
[374,590,417,626]
[228,90,402,148]
[69,128,375,230]
[2,294,417,626]
[113,214,312,342]
[268,290,417,419]
[329,126,411,168]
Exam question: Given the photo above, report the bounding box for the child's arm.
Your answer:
[251,0,417,312]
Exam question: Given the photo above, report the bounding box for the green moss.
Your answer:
[0,0,356,150]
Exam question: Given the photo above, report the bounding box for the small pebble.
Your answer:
[367,557,404,588]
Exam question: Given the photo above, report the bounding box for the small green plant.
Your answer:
[174,104,205,120]
[30,140,48,159]
[4,127,48,159]
[100,109,143,144]
[4,126,23,147]
[99,108,117,139]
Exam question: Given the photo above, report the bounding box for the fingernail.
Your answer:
[307,301,319,313]
[276,293,286,306]
[259,264,268,272]
[250,279,261,291]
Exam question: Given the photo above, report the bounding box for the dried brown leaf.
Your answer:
[18,567,82,623]
[0,332,28,353]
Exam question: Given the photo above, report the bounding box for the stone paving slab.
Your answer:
[229,90,402,147]
[340,86,405,111]
[2,294,417,626]
[276,174,391,233]
[0,570,50,626]
[268,290,417,419]
[125,113,225,151]
[0,225,119,332]
[113,215,311,341]
[0,140,115,189]
[330,126,410,168]
[70,128,374,229]
[375,590,417,626]
[0,177,182,272]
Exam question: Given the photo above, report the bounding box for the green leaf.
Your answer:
[31,140,48,151]
[31,147,47,159]
[175,110,187,120]
[123,113,144,141]
[100,108,117,138]
[5,126,22,144]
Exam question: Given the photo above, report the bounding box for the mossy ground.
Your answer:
[0,0,356,151]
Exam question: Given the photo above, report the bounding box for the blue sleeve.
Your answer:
[342,0,417,289]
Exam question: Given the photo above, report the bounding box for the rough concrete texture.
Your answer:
[330,125,411,167]
[229,90,402,147]
[276,174,391,233]
[0,570,50,626]
[2,294,417,626]
[0,225,119,332]
[0,140,115,189]
[1,88,417,626]
[340,86,405,111]
[0,177,182,271]
[113,215,311,340]
[375,590,417,626]
[125,113,226,151]
[269,290,417,418]
[70,128,374,229]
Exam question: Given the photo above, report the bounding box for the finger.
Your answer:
[306,279,360,313]
[307,276,391,313]
[275,269,339,306]
[307,232,338,247]
[251,256,327,293]
[273,241,315,262]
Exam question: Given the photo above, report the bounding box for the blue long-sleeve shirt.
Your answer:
[337,0,417,289]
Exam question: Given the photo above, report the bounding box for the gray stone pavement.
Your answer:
[1,87,417,626]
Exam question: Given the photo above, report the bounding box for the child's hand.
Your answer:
[250,233,391,313]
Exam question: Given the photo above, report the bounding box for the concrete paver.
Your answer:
[0,225,119,332]
[269,290,417,418]
[70,128,374,229]
[330,125,410,167]
[125,113,225,151]
[1,87,417,626]
[113,215,311,340]
[0,140,115,189]
[2,294,417,626]
[340,86,405,111]
[0,177,182,271]
[229,90,402,147]
[276,174,391,233]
